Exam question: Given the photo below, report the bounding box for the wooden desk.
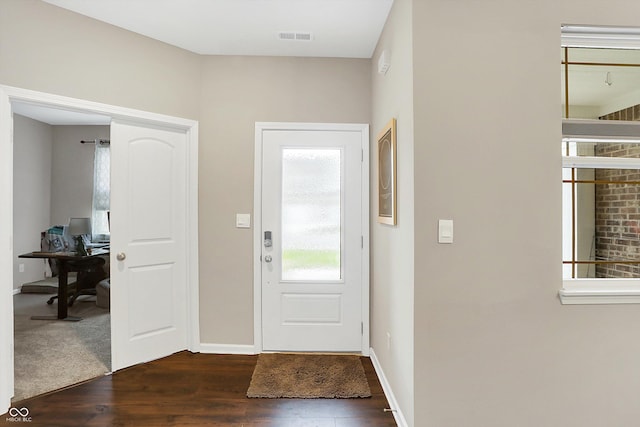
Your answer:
[19,248,109,321]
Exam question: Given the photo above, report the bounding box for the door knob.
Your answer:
[116,252,126,261]
[264,255,272,263]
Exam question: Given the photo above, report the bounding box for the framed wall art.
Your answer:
[377,118,397,225]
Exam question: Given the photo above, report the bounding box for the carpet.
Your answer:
[246,353,372,399]
[13,293,111,402]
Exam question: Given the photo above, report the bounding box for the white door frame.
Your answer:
[253,122,370,355]
[0,85,200,413]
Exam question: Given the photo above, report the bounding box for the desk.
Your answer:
[19,248,109,321]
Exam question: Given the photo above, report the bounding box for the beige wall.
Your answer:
[50,126,109,226]
[370,0,414,425]
[198,55,371,344]
[0,0,202,120]
[12,115,52,290]
[14,2,640,425]
[1,1,371,347]
[413,0,640,425]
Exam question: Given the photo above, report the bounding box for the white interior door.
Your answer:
[0,86,199,414]
[110,120,188,370]
[260,126,366,352]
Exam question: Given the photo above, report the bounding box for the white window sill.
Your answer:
[560,279,640,304]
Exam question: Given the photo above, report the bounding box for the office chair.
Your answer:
[46,257,107,306]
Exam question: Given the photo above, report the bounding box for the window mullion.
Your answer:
[571,167,577,279]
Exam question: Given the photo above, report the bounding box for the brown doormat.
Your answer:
[246,353,372,399]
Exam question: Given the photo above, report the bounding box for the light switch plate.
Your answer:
[236,213,251,228]
[438,219,453,243]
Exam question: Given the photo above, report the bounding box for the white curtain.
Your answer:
[92,142,110,240]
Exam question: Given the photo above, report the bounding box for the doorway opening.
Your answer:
[0,86,200,413]
[12,105,112,401]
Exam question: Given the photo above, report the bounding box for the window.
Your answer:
[560,26,640,303]
[281,148,342,281]
[561,120,640,303]
[91,142,110,241]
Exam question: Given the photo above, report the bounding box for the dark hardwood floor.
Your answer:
[2,351,397,427]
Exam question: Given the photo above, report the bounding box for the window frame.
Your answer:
[560,119,640,304]
[560,24,640,304]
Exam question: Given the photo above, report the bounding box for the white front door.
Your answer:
[110,120,188,370]
[258,124,368,353]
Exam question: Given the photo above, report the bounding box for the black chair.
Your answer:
[46,257,107,306]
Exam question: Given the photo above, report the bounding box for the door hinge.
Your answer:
[361,236,364,248]
[361,148,364,162]
[361,322,364,335]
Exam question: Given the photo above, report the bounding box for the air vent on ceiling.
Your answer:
[295,33,312,41]
[278,32,313,41]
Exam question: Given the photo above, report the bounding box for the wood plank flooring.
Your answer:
[2,351,397,426]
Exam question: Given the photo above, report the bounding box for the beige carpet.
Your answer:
[13,292,111,402]
[246,353,372,399]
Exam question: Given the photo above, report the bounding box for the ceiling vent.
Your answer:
[278,32,313,41]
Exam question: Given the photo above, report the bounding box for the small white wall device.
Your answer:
[438,219,454,244]
[378,50,390,75]
[236,213,251,228]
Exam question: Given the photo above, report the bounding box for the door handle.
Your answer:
[116,252,126,261]
[264,255,272,263]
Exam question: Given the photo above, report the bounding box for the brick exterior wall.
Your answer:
[595,105,640,278]
[600,105,640,121]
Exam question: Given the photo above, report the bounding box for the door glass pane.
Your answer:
[281,148,341,281]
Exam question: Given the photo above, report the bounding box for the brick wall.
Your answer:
[595,105,640,278]
[600,105,640,121]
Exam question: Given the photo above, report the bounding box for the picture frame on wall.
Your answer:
[377,118,397,225]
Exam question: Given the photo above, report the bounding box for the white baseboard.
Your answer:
[199,343,257,355]
[369,347,409,427]
[12,289,20,296]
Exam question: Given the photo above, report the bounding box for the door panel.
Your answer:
[129,140,174,241]
[281,293,342,323]
[128,264,175,338]
[110,120,187,370]
[261,128,363,352]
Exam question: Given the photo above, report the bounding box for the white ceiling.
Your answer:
[12,102,111,125]
[17,0,393,125]
[563,48,640,115]
[42,0,394,58]
[26,4,640,124]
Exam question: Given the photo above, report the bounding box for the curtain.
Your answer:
[92,142,110,240]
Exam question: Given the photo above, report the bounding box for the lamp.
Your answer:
[68,217,91,256]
